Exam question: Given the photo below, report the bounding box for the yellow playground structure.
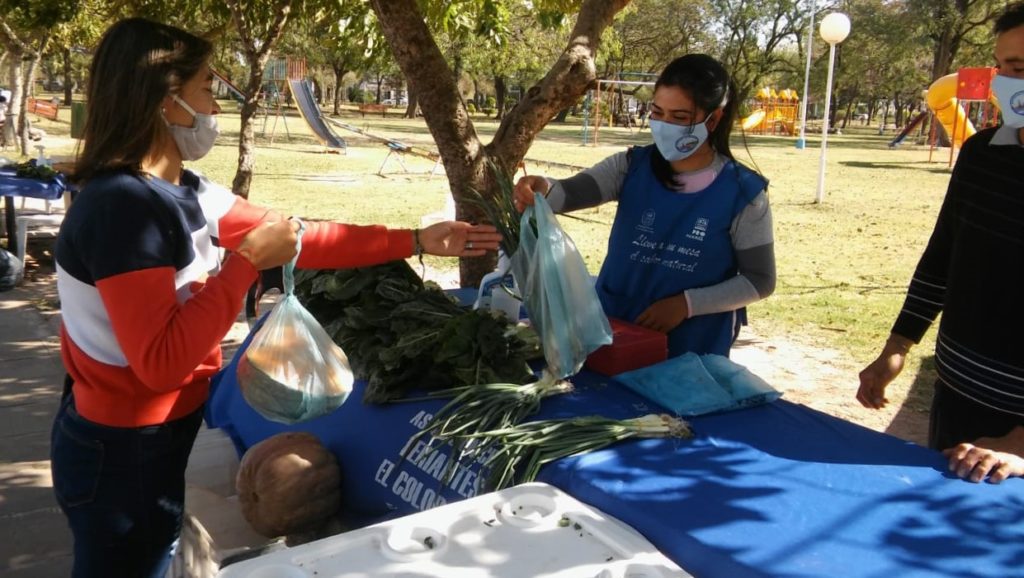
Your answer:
[741,87,799,135]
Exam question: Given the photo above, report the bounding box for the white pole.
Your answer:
[796,0,816,149]
[815,41,837,204]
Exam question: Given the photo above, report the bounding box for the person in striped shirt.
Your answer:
[857,2,1024,485]
[50,18,499,578]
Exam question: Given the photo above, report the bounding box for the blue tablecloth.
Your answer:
[0,167,68,200]
[1,166,70,256]
[207,312,1024,578]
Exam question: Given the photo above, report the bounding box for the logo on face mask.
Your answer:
[1011,90,1024,115]
[674,135,701,154]
[991,75,1024,128]
[650,118,712,162]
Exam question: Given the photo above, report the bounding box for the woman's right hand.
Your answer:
[513,175,550,213]
[236,219,300,270]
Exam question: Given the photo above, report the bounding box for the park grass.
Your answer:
[21,97,945,411]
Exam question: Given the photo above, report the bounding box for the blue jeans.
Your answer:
[50,388,203,578]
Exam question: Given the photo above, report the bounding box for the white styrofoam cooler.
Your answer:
[216,482,691,578]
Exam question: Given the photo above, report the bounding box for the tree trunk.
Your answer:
[931,26,956,81]
[232,50,271,199]
[226,0,293,198]
[63,46,73,105]
[20,50,44,156]
[494,75,506,121]
[369,0,630,286]
[893,92,904,128]
[3,52,21,150]
[332,64,345,115]
[375,72,383,104]
[404,86,417,119]
[17,35,48,156]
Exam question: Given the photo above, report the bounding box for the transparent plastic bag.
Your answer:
[511,193,612,379]
[237,221,354,423]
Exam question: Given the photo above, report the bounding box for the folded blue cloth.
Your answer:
[614,352,781,416]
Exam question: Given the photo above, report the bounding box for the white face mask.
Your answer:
[991,74,1024,129]
[165,94,219,161]
[650,116,713,162]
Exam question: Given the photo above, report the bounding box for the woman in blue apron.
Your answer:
[514,54,775,358]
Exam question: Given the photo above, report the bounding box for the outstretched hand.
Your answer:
[419,221,501,257]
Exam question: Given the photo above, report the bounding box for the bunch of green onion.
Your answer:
[464,158,531,257]
[402,375,573,483]
[469,413,694,491]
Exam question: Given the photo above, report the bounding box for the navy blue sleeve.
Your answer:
[63,174,181,283]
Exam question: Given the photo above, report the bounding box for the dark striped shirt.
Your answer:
[892,126,1024,416]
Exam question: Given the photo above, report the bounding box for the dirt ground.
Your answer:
[13,244,930,448]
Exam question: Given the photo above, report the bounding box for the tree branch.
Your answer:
[490,0,631,164]
[369,0,477,173]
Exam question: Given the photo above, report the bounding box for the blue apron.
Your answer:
[595,145,766,357]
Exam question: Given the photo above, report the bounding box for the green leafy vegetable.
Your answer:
[293,261,536,403]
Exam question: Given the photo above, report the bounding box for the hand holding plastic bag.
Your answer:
[238,221,354,423]
[511,193,612,379]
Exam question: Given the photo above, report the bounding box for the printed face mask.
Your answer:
[650,116,712,161]
[992,74,1024,129]
[165,94,219,161]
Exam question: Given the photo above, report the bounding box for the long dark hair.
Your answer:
[74,18,212,184]
[655,54,738,160]
[995,1,1024,34]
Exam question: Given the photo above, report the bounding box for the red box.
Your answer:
[585,318,668,376]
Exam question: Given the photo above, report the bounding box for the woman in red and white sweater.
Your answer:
[51,18,499,578]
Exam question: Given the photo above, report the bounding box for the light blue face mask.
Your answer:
[992,74,1024,128]
[165,94,220,161]
[650,116,713,161]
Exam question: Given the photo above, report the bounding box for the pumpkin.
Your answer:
[236,432,342,538]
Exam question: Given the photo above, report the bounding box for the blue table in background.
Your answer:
[208,308,1024,578]
[0,167,68,256]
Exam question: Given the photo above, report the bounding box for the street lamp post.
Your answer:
[815,12,850,204]
[796,0,816,149]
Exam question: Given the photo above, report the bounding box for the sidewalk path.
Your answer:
[0,273,72,577]
[0,268,252,577]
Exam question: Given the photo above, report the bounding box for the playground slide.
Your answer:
[741,109,767,131]
[287,79,347,150]
[740,109,795,135]
[888,111,928,148]
[210,68,246,103]
[926,73,975,148]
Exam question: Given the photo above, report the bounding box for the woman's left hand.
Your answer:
[419,221,502,257]
[635,294,689,333]
[942,427,1024,484]
[943,443,1024,484]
